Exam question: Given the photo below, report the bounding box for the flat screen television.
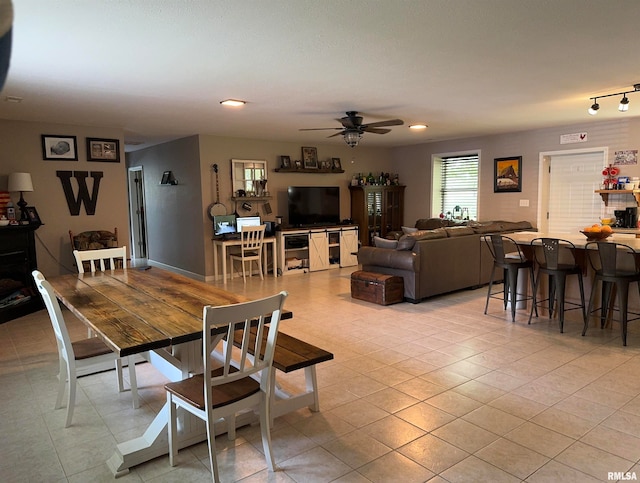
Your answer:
[287,186,340,227]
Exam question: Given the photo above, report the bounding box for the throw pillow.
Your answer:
[373,236,398,249]
[401,226,418,234]
[396,235,416,251]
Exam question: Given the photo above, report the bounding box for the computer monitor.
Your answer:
[213,214,237,237]
[236,216,261,232]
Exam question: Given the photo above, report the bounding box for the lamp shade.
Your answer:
[8,172,34,192]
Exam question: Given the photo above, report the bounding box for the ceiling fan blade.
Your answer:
[362,119,404,128]
[327,131,345,138]
[299,127,343,131]
[362,127,391,134]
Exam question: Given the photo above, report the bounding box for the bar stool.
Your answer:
[528,238,586,332]
[484,234,537,322]
[584,241,640,346]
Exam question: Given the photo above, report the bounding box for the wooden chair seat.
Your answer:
[72,337,113,360]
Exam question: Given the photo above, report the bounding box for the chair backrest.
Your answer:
[530,237,577,270]
[240,225,266,256]
[73,246,127,273]
[586,241,640,277]
[202,291,288,408]
[32,270,74,368]
[484,234,524,263]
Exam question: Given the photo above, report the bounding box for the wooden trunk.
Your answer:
[350,271,404,305]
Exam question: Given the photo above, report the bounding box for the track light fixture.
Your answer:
[588,83,640,115]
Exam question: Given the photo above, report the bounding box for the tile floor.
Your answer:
[2,267,640,482]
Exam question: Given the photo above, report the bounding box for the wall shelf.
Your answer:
[595,189,640,206]
[274,168,344,174]
[230,196,272,202]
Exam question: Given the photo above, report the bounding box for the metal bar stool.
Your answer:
[484,234,537,322]
[584,241,640,346]
[528,238,586,332]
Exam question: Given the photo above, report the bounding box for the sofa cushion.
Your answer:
[415,218,447,230]
[410,228,448,240]
[373,236,398,249]
[471,223,502,234]
[445,226,475,237]
[402,226,418,234]
[396,235,416,251]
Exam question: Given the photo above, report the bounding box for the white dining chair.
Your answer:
[165,290,288,483]
[32,271,139,427]
[73,245,127,273]
[229,225,266,282]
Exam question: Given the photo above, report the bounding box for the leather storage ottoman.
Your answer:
[351,271,404,305]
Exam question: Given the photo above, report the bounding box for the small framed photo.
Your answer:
[280,155,291,169]
[87,137,120,162]
[25,206,42,224]
[320,160,331,170]
[301,146,318,169]
[494,156,522,192]
[41,135,78,160]
[332,158,342,170]
[294,159,303,169]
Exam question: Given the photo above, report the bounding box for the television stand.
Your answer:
[277,225,359,275]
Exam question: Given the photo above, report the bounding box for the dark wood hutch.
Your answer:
[0,224,43,323]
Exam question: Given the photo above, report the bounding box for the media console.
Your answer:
[276,225,358,275]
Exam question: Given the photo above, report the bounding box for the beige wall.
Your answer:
[197,135,392,278]
[392,117,640,227]
[0,120,128,277]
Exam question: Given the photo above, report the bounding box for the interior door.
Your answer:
[128,167,148,260]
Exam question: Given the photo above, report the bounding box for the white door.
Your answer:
[539,148,607,233]
[309,231,329,271]
[340,228,359,267]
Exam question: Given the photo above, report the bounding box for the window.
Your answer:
[432,153,479,220]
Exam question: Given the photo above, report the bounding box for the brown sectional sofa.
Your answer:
[357,219,535,303]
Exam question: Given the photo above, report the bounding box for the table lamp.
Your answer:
[8,172,34,222]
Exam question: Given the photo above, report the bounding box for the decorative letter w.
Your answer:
[56,171,104,216]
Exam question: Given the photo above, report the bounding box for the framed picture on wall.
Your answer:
[87,137,120,162]
[301,146,318,169]
[41,135,78,160]
[494,156,522,192]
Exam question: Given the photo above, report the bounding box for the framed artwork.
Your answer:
[41,135,78,160]
[301,146,318,169]
[294,160,302,169]
[25,206,42,224]
[87,137,120,162]
[332,157,342,170]
[280,155,291,169]
[494,156,522,192]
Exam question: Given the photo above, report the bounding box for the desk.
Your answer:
[212,236,277,282]
[48,268,291,476]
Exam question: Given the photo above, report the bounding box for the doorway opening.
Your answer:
[128,167,148,262]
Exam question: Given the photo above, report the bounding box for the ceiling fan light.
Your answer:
[219,99,246,107]
[409,124,428,129]
[588,102,599,115]
[619,95,630,112]
[343,130,362,147]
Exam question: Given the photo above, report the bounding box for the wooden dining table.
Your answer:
[47,266,291,477]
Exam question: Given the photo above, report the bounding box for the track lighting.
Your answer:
[588,83,640,115]
[619,95,630,112]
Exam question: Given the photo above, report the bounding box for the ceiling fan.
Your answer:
[300,111,404,147]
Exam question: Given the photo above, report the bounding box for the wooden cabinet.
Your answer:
[277,226,358,275]
[349,185,405,246]
[0,225,43,323]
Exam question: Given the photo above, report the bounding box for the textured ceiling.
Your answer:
[2,0,640,151]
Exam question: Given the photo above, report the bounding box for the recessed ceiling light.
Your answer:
[409,124,428,130]
[220,99,246,107]
[5,95,23,103]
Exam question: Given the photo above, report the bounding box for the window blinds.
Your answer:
[440,154,479,220]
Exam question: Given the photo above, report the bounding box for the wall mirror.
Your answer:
[231,159,267,196]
